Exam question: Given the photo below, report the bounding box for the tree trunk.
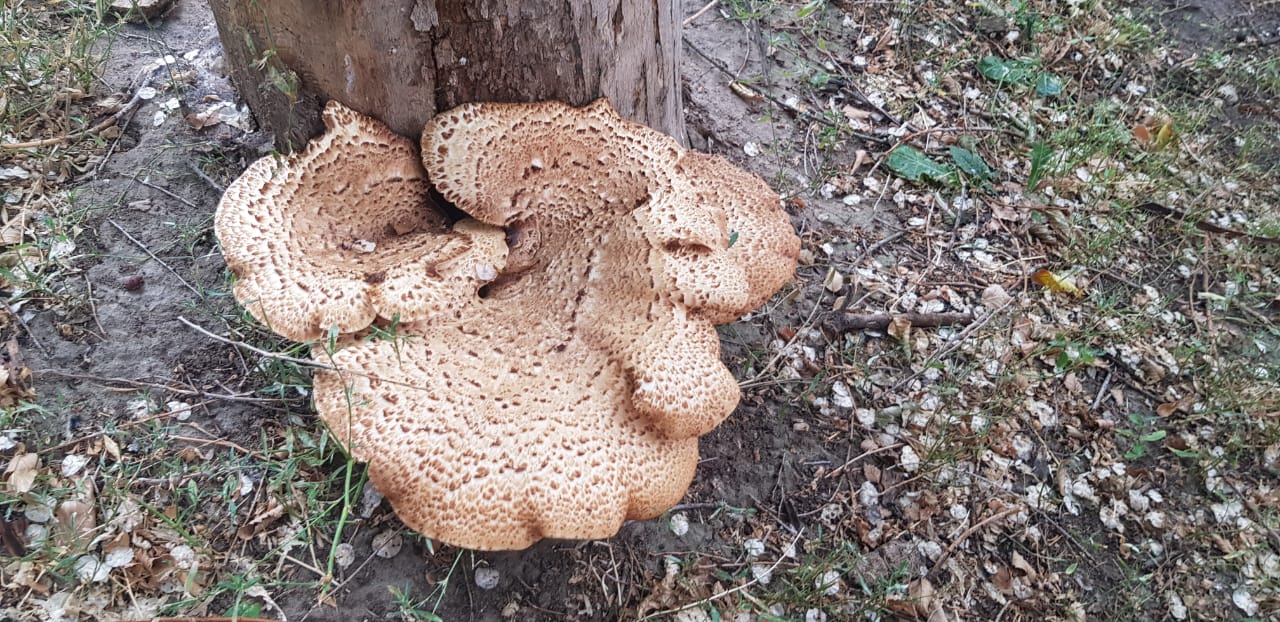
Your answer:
[207,0,684,151]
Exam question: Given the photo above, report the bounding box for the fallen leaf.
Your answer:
[1156,394,1196,418]
[1031,268,1083,297]
[4,453,38,493]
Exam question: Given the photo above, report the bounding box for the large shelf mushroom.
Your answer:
[216,100,800,550]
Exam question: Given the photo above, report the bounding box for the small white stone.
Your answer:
[372,530,403,558]
[105,547,135,568]
[899,445,921,473]
[816,570,841,595]
[669,512,689,537]
[743,142,762,157]
[743,538,766,557]
[750,563,774,585]
[858,481,880,507]
[334,543,355,569]
[475,567,500,590]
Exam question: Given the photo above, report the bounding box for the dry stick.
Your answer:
[829,311,974,331]
[177,316,432,393]
[82,275,110,339]
[7,308,49,355]
[1136,201,1280,246]
[888,300,1013,393]
[134,177,201,210]
[107,219,205,299]
[1090,369,1115,411]
[170,434,264,459]
[188,161,225,193]
[638,529,805,622]
[927,505,1022,578]
[34,369,298,404]
[824,442,904,479]
[682,0,719,26]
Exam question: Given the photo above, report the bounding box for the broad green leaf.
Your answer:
[949,146,993,182]
[886,145,953,183]
[978,56,1017,82]
[1036,72,1063,96]
[1140,430,1167,443]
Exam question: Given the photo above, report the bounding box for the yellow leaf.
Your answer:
[1153,120,1177,150]
[1031,269,1083,297]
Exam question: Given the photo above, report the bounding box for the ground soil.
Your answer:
[7,0,1277,620]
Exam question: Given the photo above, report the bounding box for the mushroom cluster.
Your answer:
[216,100,800,550]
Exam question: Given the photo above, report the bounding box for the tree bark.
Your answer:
[207,0,684,151]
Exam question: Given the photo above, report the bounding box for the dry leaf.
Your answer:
[1156,394,1196,418]
[101,436,121,461]
[5,453,38,493]
[888,316,912,342]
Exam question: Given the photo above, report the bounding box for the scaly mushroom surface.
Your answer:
[218,100,799,550]
[215,102,507,342]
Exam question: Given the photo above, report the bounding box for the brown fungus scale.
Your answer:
[217,100,799,550]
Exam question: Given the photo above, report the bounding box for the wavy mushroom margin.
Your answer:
[217,100,800,550]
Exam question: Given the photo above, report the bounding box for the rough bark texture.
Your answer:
[207,0,684,150]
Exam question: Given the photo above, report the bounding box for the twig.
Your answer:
[1136,201,1279,246]
[828,312,974,331]
[1090,369,1114,411]
[682,0,719,27]
[83,275,110,339]
[134,177,202,210]
[170,434,264,459]
[6,307,49,355]
[638,529,804,621]
[177,316,434,393]
[825,443,904,479]
[188,162,226,193]
[888,300,1013,393]
[927,505,1022,578]
[33,369,299,404]
[107,219,205,299]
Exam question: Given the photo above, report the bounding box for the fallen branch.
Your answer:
[829,311,974,331]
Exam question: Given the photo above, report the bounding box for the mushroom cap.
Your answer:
[421,100,799,438]
[214,101,507,342]
[314,319,700,550]
[223,99,799,550]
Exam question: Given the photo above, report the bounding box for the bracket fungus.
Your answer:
[216,100,799,550]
